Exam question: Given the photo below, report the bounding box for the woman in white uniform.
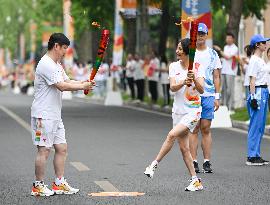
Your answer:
[144,38,205,191]
[246,34,270,166]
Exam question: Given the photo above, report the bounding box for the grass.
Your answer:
[230,107,270,125]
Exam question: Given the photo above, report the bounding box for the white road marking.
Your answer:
[70,162,90,171]
[94,181,120,192]
[0,105,31,133]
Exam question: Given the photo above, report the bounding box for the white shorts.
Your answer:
[172,112,201,132]
[31,118,66,148]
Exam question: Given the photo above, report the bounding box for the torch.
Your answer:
[84,25,110,95]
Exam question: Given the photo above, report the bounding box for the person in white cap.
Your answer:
[189,23,222,174]
[245,34,270,166]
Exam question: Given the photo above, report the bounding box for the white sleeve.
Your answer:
[63,69,70,81]
[169,63,175,78]
[247,60,258,77]
[39,65,64,85]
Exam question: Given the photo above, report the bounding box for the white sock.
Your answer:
[204,159,210,163]
[55,177,65,185]
[191,176,198,181]
[193,159,198,163]
[35,180,43,186]
[151,160,159,167]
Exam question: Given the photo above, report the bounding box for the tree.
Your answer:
[71,1,115,62]
[212,0,268,44]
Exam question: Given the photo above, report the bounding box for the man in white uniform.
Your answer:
[31,33,95,196]
[214,33,238,112]
[189,23,222,174]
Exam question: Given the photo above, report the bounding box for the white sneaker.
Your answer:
[144,163,157,178]
[185,178,203,191]
[52,179,79,195]
[31,181,54,196]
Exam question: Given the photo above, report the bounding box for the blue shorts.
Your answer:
[201,96,215,120]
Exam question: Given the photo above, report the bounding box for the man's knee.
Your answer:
[200,122,211,136]
[55,144,67,155]
[37,147,50,159]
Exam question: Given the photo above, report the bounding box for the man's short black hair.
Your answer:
[48,33,70,50]
[226,32,235,39]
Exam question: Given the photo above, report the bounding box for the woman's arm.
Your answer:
[169,77,185,92]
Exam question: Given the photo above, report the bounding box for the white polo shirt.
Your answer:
[31,54,69,120]
[221,44,238,76]
[247,55,268,86]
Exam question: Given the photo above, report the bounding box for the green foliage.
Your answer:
[71,0,115,40]
[0,0,63,59]
[211,0,268,20]
[212,8,226,47]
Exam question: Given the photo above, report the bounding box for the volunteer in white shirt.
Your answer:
[160,55,170,106]
[214,33,238,112]
[134,54,145,101]
[31,33,95,197]
[245,34,270,166]
[144,38,204,192]
[148,51,160,103]
[125,54,135,100]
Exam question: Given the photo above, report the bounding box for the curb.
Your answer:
[231,120,270,136]
[124,101,270,136]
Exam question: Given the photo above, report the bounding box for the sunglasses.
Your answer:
[198,31,207,36]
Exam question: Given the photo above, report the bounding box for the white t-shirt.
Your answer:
[134,60,144,80]
[169,61,205,115]
[194,47,221,97]
[221,44,238,76]
[126,60,135,78]
[160,62,169,84]
[148,57,160,81]
[31,55,69,120]
[247,55,268,86]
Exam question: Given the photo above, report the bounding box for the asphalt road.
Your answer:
[0,91,270,205]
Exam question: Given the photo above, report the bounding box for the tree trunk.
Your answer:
[76,30,92,63]
[226,0,244,44]
[91,30,99,62]
[137,0,150,56]
[158,0,170,58]
[125,18,136,55]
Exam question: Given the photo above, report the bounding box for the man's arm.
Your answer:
[65,79,84,84]
[54,80,94,92]
[213,45,236,60]
[194,77,204,94]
